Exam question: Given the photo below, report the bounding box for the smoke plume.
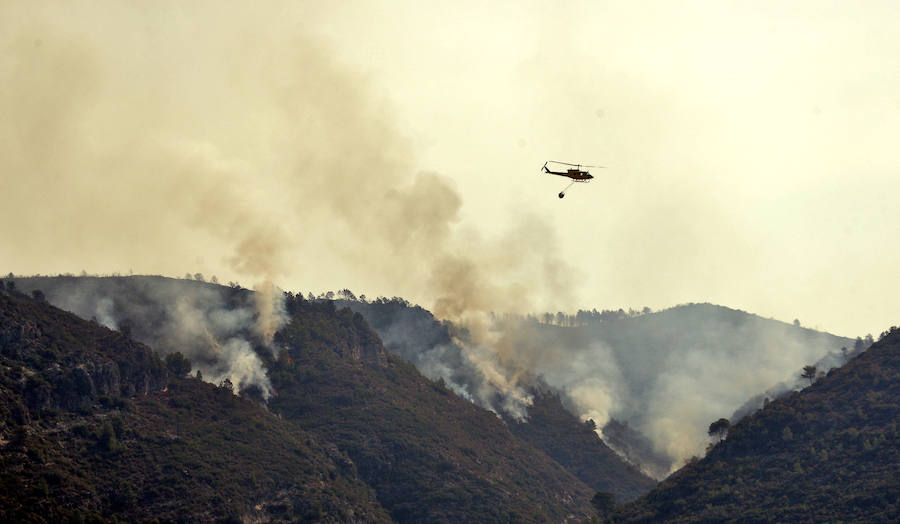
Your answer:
[169,289,274,398]
[0,3,577,409]
[0,2,571,300]
[344,299,851,476]
[2,2,853,474]
[14,276,276,399]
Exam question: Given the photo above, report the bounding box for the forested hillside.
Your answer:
[264,295,596,522]
[3,277,599,521]
[0,288,389,522]
[337,297,853,476]
[613,326,900,522]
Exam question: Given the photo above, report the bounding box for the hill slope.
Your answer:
[7,276,599,521]
[336,298,853,476]
[613,326,900,522]
[569,304,855,471]
[507,391,656,503]
[337,297,657,497]
[270,296,595,522]
[0,288,389,522]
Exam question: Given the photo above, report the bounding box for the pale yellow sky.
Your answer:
[304,1,900,337]
[2,1,898,337]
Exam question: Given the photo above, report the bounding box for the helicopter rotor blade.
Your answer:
[547,160,605,169]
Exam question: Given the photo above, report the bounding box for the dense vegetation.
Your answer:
[269,295,596,522]
[2,278,602,521]
[339,296,657,496]
[8,274,893,522]
[338,296,853,478]
[613,327,900,522]
[0,288,389,522]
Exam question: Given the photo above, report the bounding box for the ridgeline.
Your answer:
[613,326,900,522]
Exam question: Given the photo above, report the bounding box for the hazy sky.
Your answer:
[2,1,898,337]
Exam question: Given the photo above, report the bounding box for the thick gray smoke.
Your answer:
[346,300,853,476]
[0,2,574,341]
[167,287,279,398]
[502,312,850,472]
[0,2,856,476]
[729,343,859,422]
[16,276,281,399]
[0,3,576,413]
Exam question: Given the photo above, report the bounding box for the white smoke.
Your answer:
[170,293,274,399]
[205,338,273,398]
[253,280,288,350]
[537,341,628,434]
[345,301,852,476]
[458,337,534,420]
[94,297,118,330]
[15,276,282,400]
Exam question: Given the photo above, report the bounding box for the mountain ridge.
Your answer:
[3,276,602,521]
[334,295,854,476]
[0,287,392,522]
[612,325,900,522]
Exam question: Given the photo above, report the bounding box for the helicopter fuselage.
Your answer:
[544,167,593,180]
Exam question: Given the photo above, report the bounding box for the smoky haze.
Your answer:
[13,276,279,398]
[0,2,574,322]
[341,299,854,476]
[1,1,888,477]
[0,2,578,423]
[4,3,900,336]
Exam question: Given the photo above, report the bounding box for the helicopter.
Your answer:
[541,161,602,198]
